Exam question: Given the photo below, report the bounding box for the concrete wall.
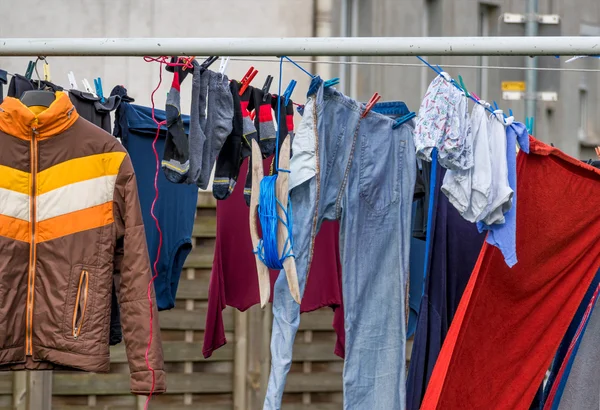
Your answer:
[1,0,599,158]
[330,0,600,158]
[0,0,316,113]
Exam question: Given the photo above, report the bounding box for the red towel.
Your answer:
[422,137,600,410]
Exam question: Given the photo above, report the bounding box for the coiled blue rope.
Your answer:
[253,56,295,269]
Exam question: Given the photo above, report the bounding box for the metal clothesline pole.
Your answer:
[0,37,599,56]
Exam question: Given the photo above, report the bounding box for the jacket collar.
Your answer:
[0,92,79,140]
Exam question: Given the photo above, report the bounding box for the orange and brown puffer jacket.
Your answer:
[0,92,165,394]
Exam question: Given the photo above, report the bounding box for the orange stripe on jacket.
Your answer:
[37,202,113,243]
[0,214,30,242]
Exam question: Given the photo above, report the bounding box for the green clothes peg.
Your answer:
[458,75,470,98]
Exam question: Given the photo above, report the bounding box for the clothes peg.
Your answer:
[219,57,230,75]
[509,109,514,118]
[199,56,219,73]
[239,67,259,96]
[262,75,273,102]
[67,71,78,90]
[282,80,297,105]
[25,61,35,80]
[362,92,381,118]
[457,75,470,98]
[82,79,97,98]
[595,146,600,159]
[392,112,416,129]
[181,56,196,71]
[94,78,105,103]
[42,60,51,82]
[525,117,535,135]
[324,77,340,88]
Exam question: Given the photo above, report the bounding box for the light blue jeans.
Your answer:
[264,78,416,410]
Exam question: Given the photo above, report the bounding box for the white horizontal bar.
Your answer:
[0,37,598,57]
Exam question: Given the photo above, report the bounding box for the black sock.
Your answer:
[162,62,192,183]
[240,86,258,206]
[269,95,290,176]
[213,81,243,200]
[252,88,277,159]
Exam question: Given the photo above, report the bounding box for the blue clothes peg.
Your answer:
[282,79,297,105]
[94,77,105,103]
[525,117,535,135]
[324,77,340,88]
[392,112,416,129]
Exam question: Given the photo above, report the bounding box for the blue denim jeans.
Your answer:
[264,78,416,410]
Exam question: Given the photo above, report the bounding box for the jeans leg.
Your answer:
[341,119,416,410]
[263,176,318,410]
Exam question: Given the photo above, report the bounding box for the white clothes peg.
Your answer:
[82,78,97,98]
[219,57,230,75]
[67,71,78,89]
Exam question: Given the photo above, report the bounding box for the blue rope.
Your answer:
[254,175,295,269]
[422,149,438,296]
[283,56,315,78]
[253,56,295,270]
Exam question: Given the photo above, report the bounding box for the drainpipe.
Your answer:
[525,0,538,134]
[339,0,348,94]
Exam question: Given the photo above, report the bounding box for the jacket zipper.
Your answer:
[26,125,38,356]
[72,270,89,340]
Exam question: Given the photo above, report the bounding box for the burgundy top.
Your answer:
[203,157,346,358]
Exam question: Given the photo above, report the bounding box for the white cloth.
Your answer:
[479,112,513,225]
[413,75,473,170]
[441,104,492,222]
[289,97,316,191]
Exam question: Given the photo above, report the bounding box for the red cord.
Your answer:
[142,55,183,410]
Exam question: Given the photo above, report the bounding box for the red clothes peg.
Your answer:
[239,68,258,96]
[362,92,381,118]
[182,56,195,71]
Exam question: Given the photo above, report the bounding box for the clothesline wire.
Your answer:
[226,57,600,73]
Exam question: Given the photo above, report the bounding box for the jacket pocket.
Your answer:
[71,270,89,340]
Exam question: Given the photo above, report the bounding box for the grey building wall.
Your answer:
[330,0,600,158]
[1,0,599,159]
[0,0,316,114]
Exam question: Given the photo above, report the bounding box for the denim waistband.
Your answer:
[322,86,410,121]
[371,101,410,116]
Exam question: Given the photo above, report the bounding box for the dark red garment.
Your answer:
[203,157,345,358]
[422,137,600,410]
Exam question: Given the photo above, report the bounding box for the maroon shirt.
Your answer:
[203,158,346,358]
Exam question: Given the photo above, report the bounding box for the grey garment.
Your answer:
[187,61,209,185]
[264,79,416,410]
[558,297,600,410]
[162,87,190,183]
[196,70,234,189]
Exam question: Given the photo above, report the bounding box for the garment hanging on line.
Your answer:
[112,86,197,313]
[406,162,486,410]
[420,137,600,410]
[0,92,165,394]
[265,77,416,410]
